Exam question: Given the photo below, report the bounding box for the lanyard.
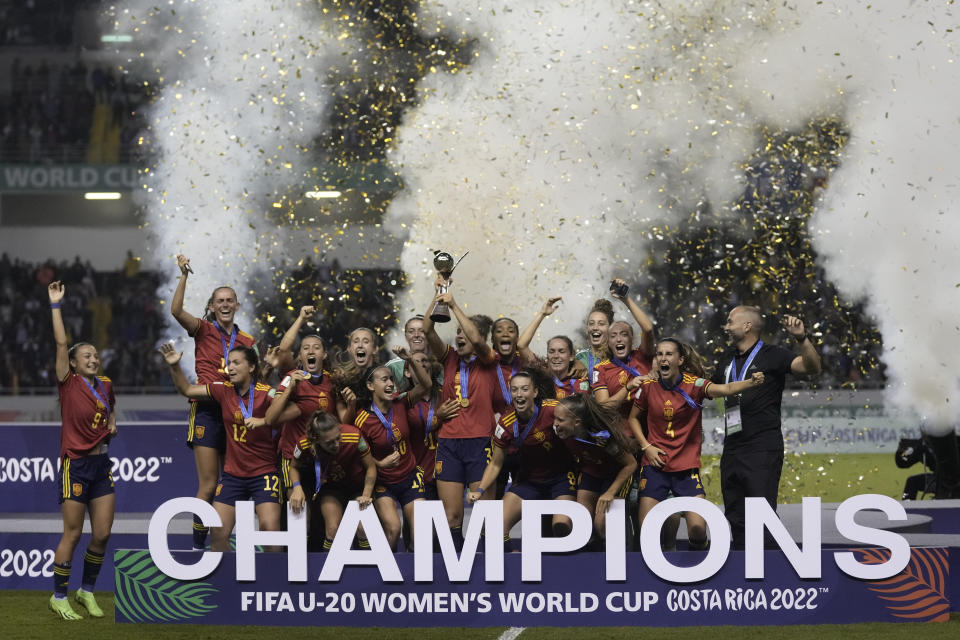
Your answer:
[237,383,255,419]
[611,356,642,378]
[513,404,540,443]
[659,375,701,411]
[728,340,763,383]
[574,429,611,446]
[81,376,110,418]
[214,321,238,367]
[459,357,474,404]
[496,359,518,405]
[417,400,436,440]
[370,402,395,444]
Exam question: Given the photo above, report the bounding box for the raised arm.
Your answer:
[393,346,432,404]
[170,254,200,334]
[611,278,655,357]
[782,315,822,375]
[48,281,70,382]
[706,372,765,398]
[517,296,562,360]
[159,343,211,399]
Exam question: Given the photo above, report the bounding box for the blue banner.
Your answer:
[110,548,957,626]
[0,422,194,513]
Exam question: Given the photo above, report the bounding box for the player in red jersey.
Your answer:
[170,254,256,550]
[554,393,638,542]
[354,351,431,550]
[291,411,377,550]
[161,343,281,552]
[628,338,764,550]
[423,281,499,550]
[467,369,576,547]
[46,282,117,620]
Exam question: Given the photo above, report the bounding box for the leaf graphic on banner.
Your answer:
[113,549,218,623]
[856,547,950,623]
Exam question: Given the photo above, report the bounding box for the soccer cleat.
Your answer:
[74,589,104,618]
[49,595,83,620]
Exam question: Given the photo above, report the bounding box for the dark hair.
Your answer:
[228,345,259,379]
[589,299,614,324]
[510,367,556,404]
[558,393,636,453]
[657,337,707,378]
[470,314,493,342]
[204,286,237,322]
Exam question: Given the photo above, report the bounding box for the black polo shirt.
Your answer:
[711,340,796,452]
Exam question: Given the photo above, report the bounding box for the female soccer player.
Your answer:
[354,350,431,550]
[47,281,117,620]
[170,254,256,550]
[423,283,499,550]
[554,393,637,540]
[161,343,281,552]
[628,338,764,549]
[467,369,577,548]
[291,410,377,551]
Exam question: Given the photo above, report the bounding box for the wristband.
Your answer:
[50,303,62,310]
[292,481,301,488]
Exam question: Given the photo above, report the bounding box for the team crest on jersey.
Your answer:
[196,425,206,440]
[434,460,443,476]
[72,483,82,497]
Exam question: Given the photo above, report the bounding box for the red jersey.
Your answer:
[561,436,622,480]
[207,381,278,477]
[57,373,115,459]
[633,374,712,472]
[276,370,338,459]
[355,398,416,485]
[407,399,440,484]
[493,400,573,482]
[190,319,256,384]
[292,424,370,494]
[438,345,498,439]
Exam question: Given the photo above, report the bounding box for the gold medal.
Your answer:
[460,398,470,408]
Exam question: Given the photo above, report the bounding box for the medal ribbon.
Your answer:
[237,383,256,419]
[727,340,764,383]
[370,402,395,444]
[81,376,111,418]
[496,359,518,405]
[513,403,540,443]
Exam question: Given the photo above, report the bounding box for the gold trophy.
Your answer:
[430,250,466,323]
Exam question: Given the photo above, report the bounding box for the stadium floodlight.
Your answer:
[101,35,133,43]
[84,192,123,200]
[305,190,341,199]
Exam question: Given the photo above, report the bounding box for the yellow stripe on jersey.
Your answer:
[354,410,370,429]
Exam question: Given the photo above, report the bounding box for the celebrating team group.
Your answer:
[46,252,822,619]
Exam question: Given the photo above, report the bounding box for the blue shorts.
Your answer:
[578,471,632,498]
[508,472,576,500]
[638,466,704,501]
[435,436,491,486]
[59,454,114,504]
[215,471,281,506]
[374,468,425,507]
[187,401,226,452]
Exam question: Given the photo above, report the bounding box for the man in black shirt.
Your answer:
[712,306,821,548]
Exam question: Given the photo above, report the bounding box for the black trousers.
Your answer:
[720,447,784,549]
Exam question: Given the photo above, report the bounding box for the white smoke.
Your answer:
[387,0,960,432]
